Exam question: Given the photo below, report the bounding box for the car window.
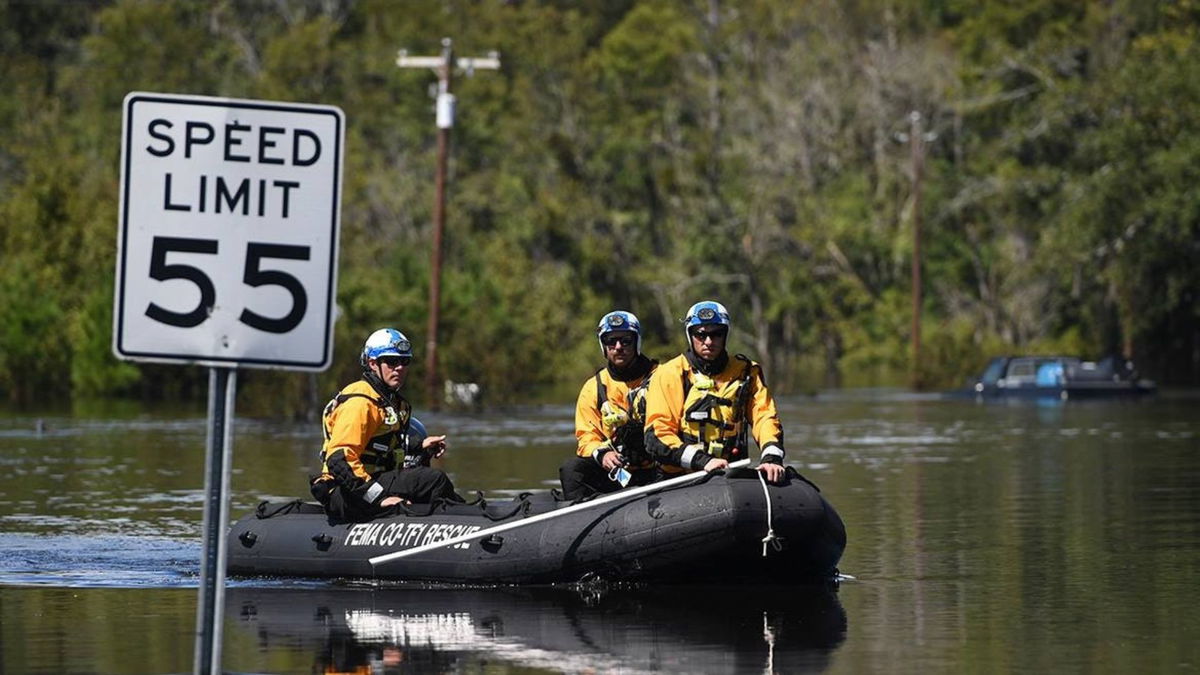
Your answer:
[1007,360,1037,379]
[981,358,1007,384]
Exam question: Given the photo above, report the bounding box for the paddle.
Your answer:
[369,458,752,567]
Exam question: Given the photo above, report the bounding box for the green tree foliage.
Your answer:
[0,0,1196,411]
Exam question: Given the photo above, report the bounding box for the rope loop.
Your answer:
[757,469,781,556]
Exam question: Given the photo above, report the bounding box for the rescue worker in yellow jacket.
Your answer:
[559,311,659,500]
[311,328,462,521]
[644,301,787,484]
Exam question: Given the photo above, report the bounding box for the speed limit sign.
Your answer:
[114,92,343,370]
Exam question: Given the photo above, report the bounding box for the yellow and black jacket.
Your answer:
[313,378,414,506]
[575,355,657,469]
[644,351,784,474]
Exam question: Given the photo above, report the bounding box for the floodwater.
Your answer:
[1,390,1197,673]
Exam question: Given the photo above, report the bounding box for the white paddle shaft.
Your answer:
[369,459,752,566]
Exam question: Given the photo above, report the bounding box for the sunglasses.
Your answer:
[690,329,728,342]
[377,355,412,368]
[602,335,636,348]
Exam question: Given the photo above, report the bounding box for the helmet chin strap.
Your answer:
[686,348,728,376]
[607,353,652,382]
[363,367,401,400]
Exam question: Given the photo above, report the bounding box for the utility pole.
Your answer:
[909,110,926,390]
[396,38,500,407]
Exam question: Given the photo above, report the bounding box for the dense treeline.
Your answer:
[1,0,1197,414]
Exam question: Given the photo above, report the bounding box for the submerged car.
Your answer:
[969,355,1157,399]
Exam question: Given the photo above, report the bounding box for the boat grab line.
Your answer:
[758,470,782,557]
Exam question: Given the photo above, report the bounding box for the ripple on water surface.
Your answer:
[0,533,201,588]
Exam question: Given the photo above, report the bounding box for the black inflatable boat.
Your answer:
[227,465,846,584]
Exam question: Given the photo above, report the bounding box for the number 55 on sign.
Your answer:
[114,92,343,371]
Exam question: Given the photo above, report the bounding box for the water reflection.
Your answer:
[228,583,847,674]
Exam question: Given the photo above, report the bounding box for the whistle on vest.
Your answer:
[705,439,742,460]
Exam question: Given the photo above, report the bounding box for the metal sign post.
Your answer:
[194,366,236,675]
[115,92,344,674]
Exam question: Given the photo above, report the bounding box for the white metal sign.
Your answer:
[115,92,343,370]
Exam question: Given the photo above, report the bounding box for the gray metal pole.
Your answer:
[194,366,236,675]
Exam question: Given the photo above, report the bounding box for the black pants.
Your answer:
[558,455,656,501]
[318,467,462,522]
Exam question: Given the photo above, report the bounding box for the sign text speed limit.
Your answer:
[114,92,343,370]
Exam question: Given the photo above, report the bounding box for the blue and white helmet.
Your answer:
[596,310,642,356]
[682,300,730,342]
[407,416,428,445]
[360,328,413,368]
[402,416,430,467]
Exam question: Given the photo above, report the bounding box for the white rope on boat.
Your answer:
[757,469,781,556]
